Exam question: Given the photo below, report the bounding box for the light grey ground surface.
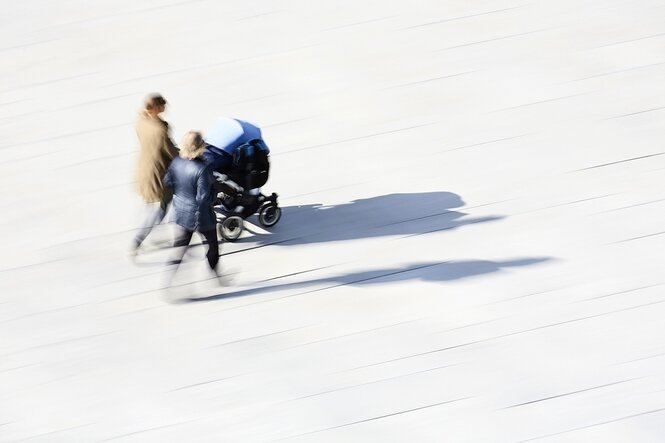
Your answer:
[1,0,665,441]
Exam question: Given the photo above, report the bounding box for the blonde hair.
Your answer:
[179,131,206,160]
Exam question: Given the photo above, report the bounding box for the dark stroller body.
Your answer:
[206,138,281,241]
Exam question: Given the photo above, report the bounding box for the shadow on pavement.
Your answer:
[243,191,504,246]
[186,258,551,303]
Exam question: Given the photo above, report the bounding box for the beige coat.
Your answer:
[135,110,178,203]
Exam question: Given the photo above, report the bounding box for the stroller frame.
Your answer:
[213,173,281,241]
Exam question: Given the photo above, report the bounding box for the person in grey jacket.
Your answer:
[163,131,221,283]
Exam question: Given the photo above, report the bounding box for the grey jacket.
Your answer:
[163,156,216,231]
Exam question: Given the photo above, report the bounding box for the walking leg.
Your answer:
[133,199,169,249]
[165,227,194,286]
[200,228,220,271]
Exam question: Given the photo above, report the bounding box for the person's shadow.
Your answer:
[178,192,552,303]
[243,191,504,246]
[186,258,551,303]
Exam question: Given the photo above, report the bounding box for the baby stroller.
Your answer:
[208,139,282,241]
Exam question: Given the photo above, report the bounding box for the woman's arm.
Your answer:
[195,163,214,218]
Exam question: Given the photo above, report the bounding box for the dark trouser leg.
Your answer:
[166,227,194,285]
[133,198,169,248]
[199,228,219,270]
[171,227,194,261]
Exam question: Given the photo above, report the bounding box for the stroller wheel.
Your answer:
[219,216,244,241]
[258,204,282,227]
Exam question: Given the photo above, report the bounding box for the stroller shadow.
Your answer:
[186,258,551,303]
[247,191,504,246]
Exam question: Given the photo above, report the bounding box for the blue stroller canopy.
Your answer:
[204,117,262,155]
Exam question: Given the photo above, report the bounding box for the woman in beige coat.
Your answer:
[131,93,178,255]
